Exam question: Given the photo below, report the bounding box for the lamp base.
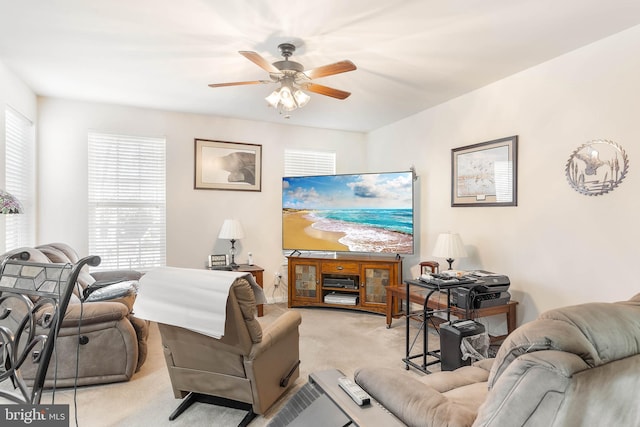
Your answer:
[229,239,239,270]
[446,258,455,270]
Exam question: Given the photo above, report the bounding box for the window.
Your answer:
[88,132,166,270]
[4,106,35,251]
[284,149,336,177]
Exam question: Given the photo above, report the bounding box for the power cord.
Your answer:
[48,265,83,427]
[72,287,84,427]
[49,263,74,404]
[49,264,68,404]
[44,266,83,427]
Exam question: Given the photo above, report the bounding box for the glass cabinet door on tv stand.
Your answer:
[361,264,394,308]
[291,261,319,302]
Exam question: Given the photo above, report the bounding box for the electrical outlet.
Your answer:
[274,272,282,288]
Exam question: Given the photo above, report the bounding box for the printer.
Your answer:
[451,273,511,309]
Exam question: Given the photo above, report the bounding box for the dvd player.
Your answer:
[324,277,357,289]
[324,293,358,305]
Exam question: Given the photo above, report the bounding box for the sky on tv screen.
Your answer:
[283,172,412,209]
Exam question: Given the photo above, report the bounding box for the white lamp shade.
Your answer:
[265,90,280,108]
[293,89,310,107]
[264,85,311,112]
[218,219,245,240]
[432,233,467,259]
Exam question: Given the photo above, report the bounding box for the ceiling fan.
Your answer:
[208,43,357,114]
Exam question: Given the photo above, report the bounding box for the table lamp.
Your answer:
[218,219,244,269]
[432,232,467,270]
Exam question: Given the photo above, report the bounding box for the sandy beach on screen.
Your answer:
[283,210,349,251]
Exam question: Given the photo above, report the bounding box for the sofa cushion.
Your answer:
[355,365,491,427]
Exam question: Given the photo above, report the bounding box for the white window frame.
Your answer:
[88,131,166,270]
[4,106,35,251]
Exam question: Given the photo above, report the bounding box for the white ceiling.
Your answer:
[2,1,640,133]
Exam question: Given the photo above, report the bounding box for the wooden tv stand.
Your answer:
[287,254,402,315]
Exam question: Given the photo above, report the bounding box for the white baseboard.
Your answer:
[266,295,287,304]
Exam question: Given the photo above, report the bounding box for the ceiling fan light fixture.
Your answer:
[264,84,310,113]
[293,89,310,107]
[265,90,280,108]
[279,86,296,111]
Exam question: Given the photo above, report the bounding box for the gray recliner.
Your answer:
[355,293,640,427]
[1,243,149,387]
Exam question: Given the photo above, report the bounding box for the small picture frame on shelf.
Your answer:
[208,254,228,268]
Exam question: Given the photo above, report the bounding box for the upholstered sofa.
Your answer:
[355,293,640,427]
[0,243,149,387]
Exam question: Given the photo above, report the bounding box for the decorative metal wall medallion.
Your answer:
[565,139,629,196]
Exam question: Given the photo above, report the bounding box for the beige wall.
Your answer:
[36,98,366,299]
[367,24,640,324]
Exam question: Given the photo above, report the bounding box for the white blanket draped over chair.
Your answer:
[133,266,266,339]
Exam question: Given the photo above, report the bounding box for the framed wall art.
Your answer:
[451,135,518,207]
[194,139,262,191]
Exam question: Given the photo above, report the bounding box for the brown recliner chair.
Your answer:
[157,276,302,426]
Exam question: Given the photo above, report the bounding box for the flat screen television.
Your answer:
[282,171,414,254]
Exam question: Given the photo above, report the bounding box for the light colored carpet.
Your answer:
[37,304,440,426]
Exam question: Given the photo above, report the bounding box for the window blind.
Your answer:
[88,132,166,270]
[284,149,336,176]
[5,106,35,251]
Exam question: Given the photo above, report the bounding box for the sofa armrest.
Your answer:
[90,270,143,282]
[60,301,129,328]
[249,311,302,360]
[355,367,480,427]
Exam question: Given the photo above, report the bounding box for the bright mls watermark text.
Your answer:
[0,405,68,427]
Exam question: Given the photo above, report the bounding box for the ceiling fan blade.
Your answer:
[304,60,357,79]
[239,51,281,74]
[208,80,271,88]
[305,83,351,100]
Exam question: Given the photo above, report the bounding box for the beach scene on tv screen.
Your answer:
[282,172,413,254]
